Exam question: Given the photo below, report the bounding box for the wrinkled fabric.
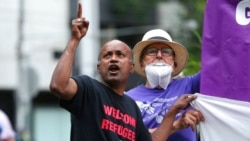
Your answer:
[191,93,250,141]
[201,0,250,101]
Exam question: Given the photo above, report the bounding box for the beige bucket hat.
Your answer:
[133,29,189,77]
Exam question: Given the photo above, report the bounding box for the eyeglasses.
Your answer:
[145,47,175,57]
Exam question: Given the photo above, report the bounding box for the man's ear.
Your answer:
[174,62,177,69]
[140,61,145,72]
[97,62,100,73]
[130,63,135,73]
[171,62,178,76]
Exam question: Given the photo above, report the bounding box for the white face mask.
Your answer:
[144,62,173,89]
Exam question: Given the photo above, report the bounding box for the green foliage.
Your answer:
[110,0,207,75]
[183,29,202,75]
[111,0,162,15]
[111,0,163,22]
[180,0,206,75]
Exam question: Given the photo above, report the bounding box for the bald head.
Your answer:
[98,40,133,61]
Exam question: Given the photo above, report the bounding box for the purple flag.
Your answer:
[201,0,250,101]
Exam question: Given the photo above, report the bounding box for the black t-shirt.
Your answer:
[60,75,151,141]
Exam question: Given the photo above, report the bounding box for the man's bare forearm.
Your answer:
[150,109,178,141]
[50,37,80,98]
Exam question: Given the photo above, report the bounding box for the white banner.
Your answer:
[191,93,250,141]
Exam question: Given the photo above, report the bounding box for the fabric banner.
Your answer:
[191,93,250,141]
[201,0,250,101]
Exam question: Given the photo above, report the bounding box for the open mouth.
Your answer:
[108,65,120,74]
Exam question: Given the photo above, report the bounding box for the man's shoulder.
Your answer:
[72,75,100,84]
[172,72,200,82]
[126,84,144,94]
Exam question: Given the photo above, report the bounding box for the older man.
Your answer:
[127,29,202,141]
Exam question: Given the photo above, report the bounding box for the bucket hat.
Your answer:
[133,29,188,77]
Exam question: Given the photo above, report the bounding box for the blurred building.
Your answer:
[0,0,190,141]
[0,0,73,140]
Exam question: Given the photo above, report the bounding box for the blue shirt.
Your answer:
[126,72,200,141]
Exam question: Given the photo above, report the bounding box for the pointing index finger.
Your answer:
[77,2,82,18]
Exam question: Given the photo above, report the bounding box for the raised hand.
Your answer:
[71,3,89,40]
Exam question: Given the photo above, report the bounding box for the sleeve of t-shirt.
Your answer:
[60,75,92,116]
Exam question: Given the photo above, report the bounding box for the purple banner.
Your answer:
[201,0,250,101]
